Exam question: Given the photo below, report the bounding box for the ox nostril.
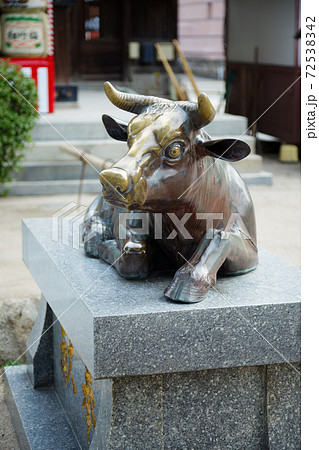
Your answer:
[99,168,130,194]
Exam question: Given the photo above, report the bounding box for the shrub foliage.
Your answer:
[0,60,38,195]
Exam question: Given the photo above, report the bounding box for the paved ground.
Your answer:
[0,154,300,448]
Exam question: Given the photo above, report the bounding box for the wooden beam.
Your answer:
[60,144,112,171]
[172,39,200,97]
[155,43,187,101]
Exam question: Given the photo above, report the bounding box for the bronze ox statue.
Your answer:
[83,82,258,303]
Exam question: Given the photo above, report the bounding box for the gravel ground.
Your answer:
[0,155,300,448]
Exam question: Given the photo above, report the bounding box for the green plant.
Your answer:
[0,60,38,195]
[2,361,22,368]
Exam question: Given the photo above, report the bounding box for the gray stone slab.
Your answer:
[52,317,108,449]
[23,218,300,378]
[267,363,301,449]
[23,219,95,372]
[162,366,266,449]
[107,375,164,449]
[4,365,80,450]
[26,295,53,388]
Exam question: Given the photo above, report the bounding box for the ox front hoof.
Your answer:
[164,279,210,304]
[164,265,215,303]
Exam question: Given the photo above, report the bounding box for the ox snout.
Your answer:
[100,168,130,194]
[99,167,147,209]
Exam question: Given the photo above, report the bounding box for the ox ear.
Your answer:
[203,139,250,161]
[102,114,128,141]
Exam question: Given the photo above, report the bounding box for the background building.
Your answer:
[178,0,225,78]
[54,0,178,83]
[225,0,301,143]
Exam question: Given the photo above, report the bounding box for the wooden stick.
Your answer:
[154,42,187,101]
[172,39,200,97]
[60,143,112,171]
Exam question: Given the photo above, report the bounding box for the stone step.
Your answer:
[206,116,248,138]
[15,161,98,182]
[4,169,272,196]
[31,113,249,141]
[19,153,262,183]
[24,139,127,162]
[230,154,262,174]
[179,76,226,108]
[25,134,256,163]
[4,365,80,450]
[31,119,108,141]
[5,179,101,196]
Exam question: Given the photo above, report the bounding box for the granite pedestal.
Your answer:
[5,218,301,449]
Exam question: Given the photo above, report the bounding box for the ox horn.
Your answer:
[178,93,216,129]
[197,93,216,124]
[104,82,172,115]
[104,82,216,128]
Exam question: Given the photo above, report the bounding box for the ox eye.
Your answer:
[164,142,184,160]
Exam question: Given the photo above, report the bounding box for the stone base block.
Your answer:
[5,359,300,450]
[4,218,300,448]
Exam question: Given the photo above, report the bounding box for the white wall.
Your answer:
[227,0,296,66]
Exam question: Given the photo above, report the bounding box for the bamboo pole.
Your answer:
[154,42,187,101]
[59,143,112,171]
[172,39,200,97]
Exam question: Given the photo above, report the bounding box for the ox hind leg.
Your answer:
[164,229,258,303]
